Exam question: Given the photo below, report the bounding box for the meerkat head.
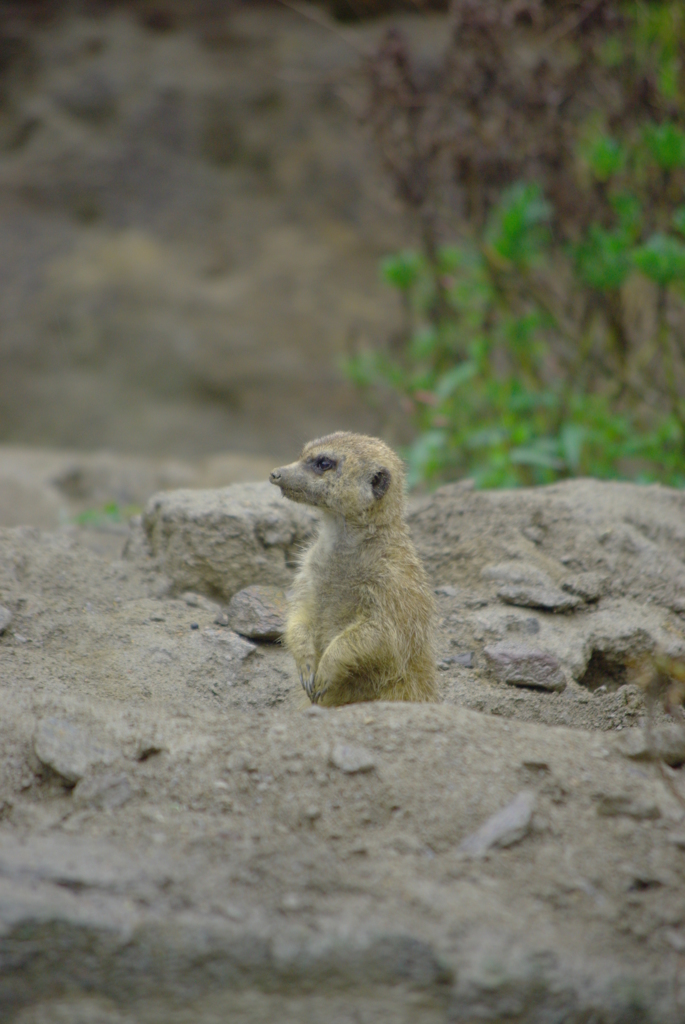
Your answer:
[269,432,405,525]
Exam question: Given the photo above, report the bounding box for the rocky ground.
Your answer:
[2,463,685,1023]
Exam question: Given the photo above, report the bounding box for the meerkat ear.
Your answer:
[370,467,391,500]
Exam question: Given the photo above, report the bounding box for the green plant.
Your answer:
[345,162,685,488]
[355,2,685,489]
[73,502,141,527]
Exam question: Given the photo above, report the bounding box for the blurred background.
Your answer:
[0,0,684,521]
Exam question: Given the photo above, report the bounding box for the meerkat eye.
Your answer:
[371,468,390,499]
[311,455,337,474]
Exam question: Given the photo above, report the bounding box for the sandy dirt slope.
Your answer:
[1,476,685,1022]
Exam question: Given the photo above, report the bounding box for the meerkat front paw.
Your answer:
[309,666,331,705]
[298,662,316,700]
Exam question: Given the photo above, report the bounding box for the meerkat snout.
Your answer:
[269,431,437,706]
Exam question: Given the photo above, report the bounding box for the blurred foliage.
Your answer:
[74,502,141,527]
[351,0,685,488]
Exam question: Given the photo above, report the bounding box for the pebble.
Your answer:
[483,643,566,692]
[226,584,286,640]
[439,652,474,669]
[594,792,661,820]
[615,725,685,767]
[330,743,376,774]
[481,562,581,612]
[32,717,118,786]
[561,572,607,602]
[73,772,132,810]
[202,629,257,661]
[458,789,536,857]
[183,591,220,613]
[0,605,12,634]
[498,584,581,612]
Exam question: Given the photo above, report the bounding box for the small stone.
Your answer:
[481,562,549,586]
[33,718,118,786]
[506,616,540,635]
[594,792,661,820]
[214,611,231,626]
[0,605,12,634]
[281,893,303,911]
[190,622,199,630]
[665,929,685,953]
[304,805,321,821]
[483,643,566,692]
[73,772,132,810]
[561,572,607,602]
[182,591,219,612]
[498,584,581,612]
[391,834,424,854]
[330,743,376,774]
[459,790,536,857]
[439,652,474,669]
[481,562,581,611]
[202,629,257,661]
[435,586,459,597]
[614,724,685,767]
[227,584,286,640]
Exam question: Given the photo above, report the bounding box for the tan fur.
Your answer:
[269,432,437,706]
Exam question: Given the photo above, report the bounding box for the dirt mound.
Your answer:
[1,476,685,1021]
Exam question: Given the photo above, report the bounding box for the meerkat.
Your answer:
[269,432,437,706]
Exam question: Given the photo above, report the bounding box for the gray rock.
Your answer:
[459,790,536,857]
[594,792,661,820]
[481,562,550,587]
[227,585,286,640]
[483,644,566,692]
[182,591,220,613]
[330,744,376,774]
[32,718,118,786]
[481,562,581,612]
[439,652,474,669]
[55,71,118,123]
[202,629,257,661]
[73,772,133,810]
[505,615,540,635]
[615,723,685,767]
[0,606,12,634]
[561,572,608,602]
[143,483,317,600]
[498,584,581,612]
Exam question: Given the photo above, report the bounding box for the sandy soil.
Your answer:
[2,474,685,1022]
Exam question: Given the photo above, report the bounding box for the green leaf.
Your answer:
[410,326,438,360]
[574,226,631,291]
[644,121,685,171]
[672,207,685,238]
[380,251,422,291]
[434,361,478,400]
[509,443,565,470]
[587,135,626,181]
[486,182,551,269]
[633,233,685,286]
[610,192,642,240]
[560,423,585,472]
[437,244,468,274]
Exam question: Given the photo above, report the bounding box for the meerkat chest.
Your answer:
[305,523,376,619]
